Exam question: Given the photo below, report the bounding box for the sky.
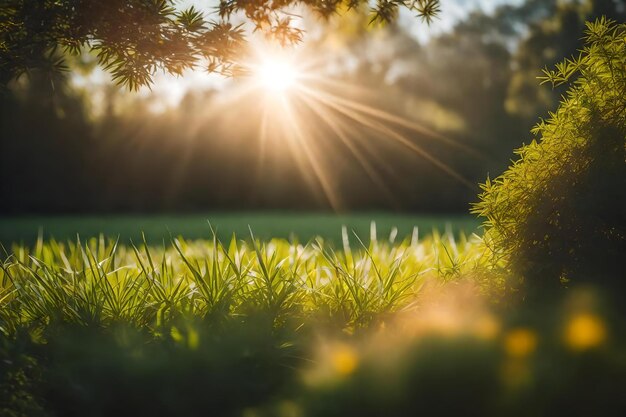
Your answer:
[402,0,524,42]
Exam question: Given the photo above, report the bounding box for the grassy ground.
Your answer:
[1,215,622,417]
[0,232,488,332]
[1,231,624,417]
[0,212,480,246]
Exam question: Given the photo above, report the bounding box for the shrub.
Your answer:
[473,18,626,297]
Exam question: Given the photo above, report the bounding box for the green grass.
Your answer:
[1,230,623,417]
[0,228,488,333]
[0,212,480,246]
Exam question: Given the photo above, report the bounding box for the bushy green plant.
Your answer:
[473,18,626,297]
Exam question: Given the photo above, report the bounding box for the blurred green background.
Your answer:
[0,213,479,245]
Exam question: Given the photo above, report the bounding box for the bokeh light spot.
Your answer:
[331,343,359,376]
[564,313,607,351]
[504,328,537,358]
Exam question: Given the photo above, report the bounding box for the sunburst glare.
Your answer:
[225,45,482,209]
[166,44,483,210]
[256,58,300,93]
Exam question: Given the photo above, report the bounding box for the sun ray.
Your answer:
[279,96,342,210]
[296,85,475,188]
[256,102,271,176]
[297,84,483,158]
[297,93,400,206]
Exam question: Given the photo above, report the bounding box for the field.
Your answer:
[2,216,624,417]
[0,212,480,245]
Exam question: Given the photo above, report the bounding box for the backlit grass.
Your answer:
[0,226,489,334]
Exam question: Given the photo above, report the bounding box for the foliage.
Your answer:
[0,0,441,90]
[473,18,626,296]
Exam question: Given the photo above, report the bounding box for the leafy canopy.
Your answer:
[0,0,441,90]
[473,18,626,295]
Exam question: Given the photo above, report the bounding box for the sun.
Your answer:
[256,58,299,93]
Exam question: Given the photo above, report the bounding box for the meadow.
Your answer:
[2,222,624,417]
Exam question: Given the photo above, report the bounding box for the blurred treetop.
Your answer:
[0,0,440,90]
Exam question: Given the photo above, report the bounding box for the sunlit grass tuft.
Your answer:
[0,227,489,335]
